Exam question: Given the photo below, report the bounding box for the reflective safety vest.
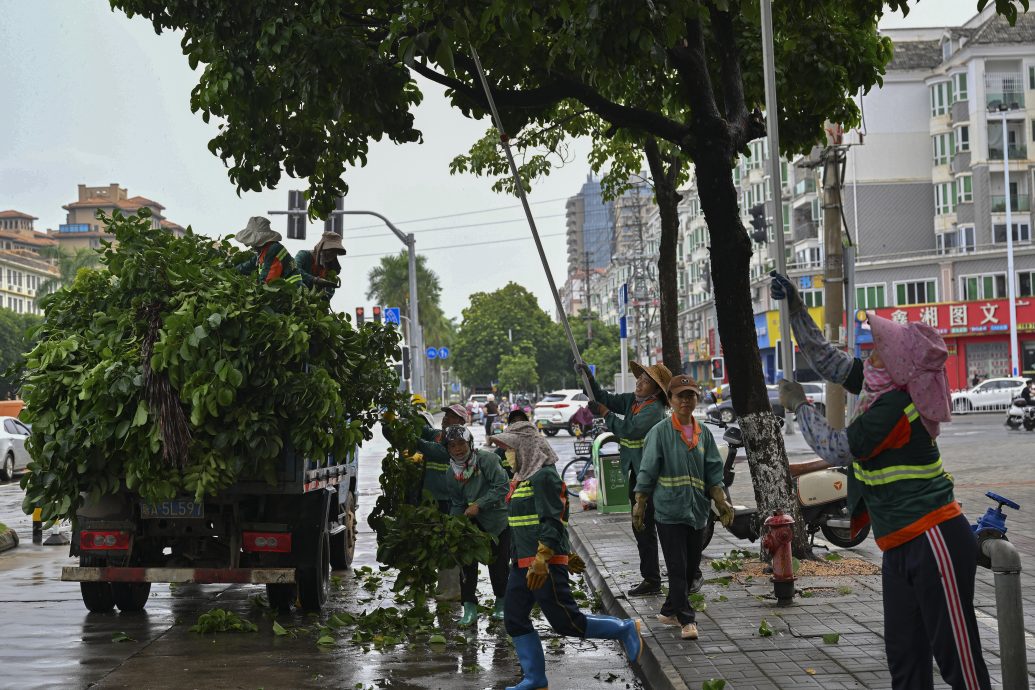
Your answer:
[846,395,958,551]
[506,467,570,568]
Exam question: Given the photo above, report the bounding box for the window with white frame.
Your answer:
[801,290,824,308]
[933,132,955,165]
[856,284,887,309]
[929,81,952,116]
[957,174,973,203]
[1019,270,1035,297]
[952,72,968,101]
[782,203,790,230]
[956,125,970,152]
[810,197,821,221]
[895,280,937,305]
[935,181,957,215]
[960,273,1007,300]
[993,222,1032,244]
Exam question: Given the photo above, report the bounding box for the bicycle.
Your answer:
[560,418,607,498]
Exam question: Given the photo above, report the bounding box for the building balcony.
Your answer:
[990,194,1031,213]
[986,90,1024,111]
[793,178,816,196]
[988,144,1028,160]
[57,223,92,234]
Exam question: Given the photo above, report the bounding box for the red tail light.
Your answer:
[80,530,131,550]
[553,403,570,408]
[243,531,292,553]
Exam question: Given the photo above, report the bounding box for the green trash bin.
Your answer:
[592,432,630,514]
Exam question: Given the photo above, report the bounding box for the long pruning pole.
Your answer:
[468,46,595,400]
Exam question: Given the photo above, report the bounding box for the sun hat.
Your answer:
[441,404,469,422]
[236,216,281,248]
[630,361,674,398]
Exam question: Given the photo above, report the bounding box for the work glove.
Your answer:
[709,485,735,528]
[769,271,804,315]
[574,361,595,384]
[315,276,339,288]
[588,401,609,418]
[567,552,586,575]
[778,379,809,412]
[631,493,649,533]
[526,542,554,590]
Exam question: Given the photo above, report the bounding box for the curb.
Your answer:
[570,520,689,690]
[0,527,19,553]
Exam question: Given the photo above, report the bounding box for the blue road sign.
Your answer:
[451,382,460,393]
[619,315,628,339]
[384,307,401,325]
[426,347,438,360]
[438,347,449,360]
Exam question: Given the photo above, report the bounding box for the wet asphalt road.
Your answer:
[0,425,641,690]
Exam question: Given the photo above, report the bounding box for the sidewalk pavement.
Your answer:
[570,509,1023,690]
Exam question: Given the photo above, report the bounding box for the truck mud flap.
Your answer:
[61,566,295,585]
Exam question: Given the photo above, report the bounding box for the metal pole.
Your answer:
[467,45,595,401]
[981,538,1028,689]
[844,244,857,419]
[760,0,794,434]
[1002,110,1020,377]
[822,148,846,428]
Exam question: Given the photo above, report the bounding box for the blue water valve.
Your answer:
[972,492,1020,537]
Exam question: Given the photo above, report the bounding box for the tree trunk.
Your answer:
[693,146,811,558]
[644,140,684,375]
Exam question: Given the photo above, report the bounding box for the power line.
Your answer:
[340,195,570,232]
[346,232,566,259]
[345,213,566,240]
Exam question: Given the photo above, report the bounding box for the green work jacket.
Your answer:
[415,426,451,503]
[235,241,302,285]
[636,416,723,528]
[507,466,570,568]
[294,250,336,299]
[446,449,510,537]
[588,376,666,476]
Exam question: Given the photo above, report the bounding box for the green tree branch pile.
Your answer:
[368,396,492,609]
[20,209,400,522]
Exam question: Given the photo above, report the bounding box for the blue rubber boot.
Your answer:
[584,614,642,663]
[505,631,548,690]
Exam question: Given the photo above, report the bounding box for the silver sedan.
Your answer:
[0,416,30,481]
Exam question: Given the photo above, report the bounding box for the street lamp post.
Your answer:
[994,105,1020,377]
[268,207,425,397]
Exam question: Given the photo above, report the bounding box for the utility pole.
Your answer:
[584,247,593,346]
[822,130,847,429]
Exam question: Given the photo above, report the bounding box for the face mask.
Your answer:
[504,449,517,469]
[863,358,895,393]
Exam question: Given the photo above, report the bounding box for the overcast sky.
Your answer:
[0,1,985,326]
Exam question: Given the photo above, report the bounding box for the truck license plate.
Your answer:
[140,500,203,519]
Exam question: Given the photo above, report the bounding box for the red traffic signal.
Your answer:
[372,306,382,323]
[355,307,365,326]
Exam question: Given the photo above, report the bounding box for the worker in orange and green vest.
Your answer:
[295,231,345,299]
[234,216,303,286]
[576,360,671,597]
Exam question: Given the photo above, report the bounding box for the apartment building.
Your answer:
[51,183,186,250]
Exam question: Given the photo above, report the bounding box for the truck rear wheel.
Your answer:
[266,583,297,611]
[79,556,114,613]
[297,529,330,611]
[330,492,357,571]
[112,582,151,612]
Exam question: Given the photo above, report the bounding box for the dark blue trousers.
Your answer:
[882,515,991,690]
[503,563,587,638]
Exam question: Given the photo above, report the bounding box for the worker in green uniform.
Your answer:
[294,231,345,299]
[635,374,733,641]
[234,216,303,285]
[443,425,510,625]
[576,360,671,596]
[489,421,641,690]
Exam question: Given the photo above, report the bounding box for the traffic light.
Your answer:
[355,307,365,326]
[711,356,725,382]
[372,306,382,324]
[324,196,344,236]
[287,190,306,240]
[748,203,768,243]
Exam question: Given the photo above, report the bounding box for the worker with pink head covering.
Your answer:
[771,272,990,690]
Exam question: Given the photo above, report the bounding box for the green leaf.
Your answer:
[758,619,774,637]
[111,631,134,643]
[272,621,288,636]
[702,680,727,690]
[824,552,842,562]
[316,634,335,646]
[428,634,447,645]
[822,632,841,645]
[132,400,148,427]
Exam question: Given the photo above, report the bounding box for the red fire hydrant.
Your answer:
[762,510,795,605]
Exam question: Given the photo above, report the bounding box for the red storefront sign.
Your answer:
[866,298,1035,337]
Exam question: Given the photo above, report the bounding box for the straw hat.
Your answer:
[630,361,673,398]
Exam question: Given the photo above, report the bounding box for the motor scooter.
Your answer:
[1004,396,1035,431]
[701,422,870,550]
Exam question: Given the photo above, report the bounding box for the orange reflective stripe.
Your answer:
[874,501,962,551]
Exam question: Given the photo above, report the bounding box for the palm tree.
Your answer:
[366,251,453,346]
[37,246,101,297]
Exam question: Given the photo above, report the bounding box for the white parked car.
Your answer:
[533,389,590,436]
[952,377,1027,414]
[0,416,30,481]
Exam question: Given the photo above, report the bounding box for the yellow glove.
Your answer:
[709,485,735,528]
[631,493,649,533]
[526,542,554,590]
[568,552,586,575]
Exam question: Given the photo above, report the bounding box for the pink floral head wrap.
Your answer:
[868,312,951,438]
